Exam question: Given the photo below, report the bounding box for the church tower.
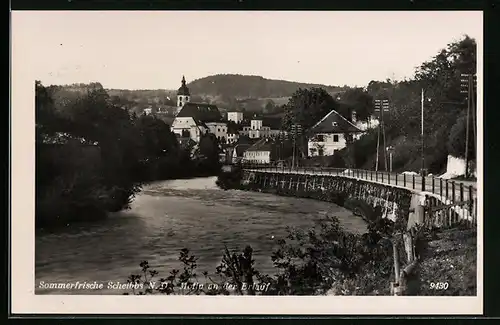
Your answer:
[176,75,190,115]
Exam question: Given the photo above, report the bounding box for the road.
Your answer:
[244,166,477,202]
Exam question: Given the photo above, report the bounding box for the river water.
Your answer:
[35,177,367,294]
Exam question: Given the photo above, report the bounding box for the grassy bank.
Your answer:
[210,169,477,296]
[418,228,477,296]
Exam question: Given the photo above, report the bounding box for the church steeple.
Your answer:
[176,75,190,115]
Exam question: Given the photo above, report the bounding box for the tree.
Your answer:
[35,81,61,140]
[340,88,375,123]
[281,88,340,131]
[197,133,221,169]
[134,115,179,159]
[35,82,144,224]
[264,100,276,114]
[348,35,477,173]
[447,113,475,160]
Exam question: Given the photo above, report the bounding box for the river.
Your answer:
[35,177,367,294]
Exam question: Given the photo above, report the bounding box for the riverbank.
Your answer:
[36,177,369,294]
[212,168,477,296]
[36,169,220,229]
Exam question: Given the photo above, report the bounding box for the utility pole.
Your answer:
[421,88,425,176]
[460,73,477,178]
[374,99,389,171]
[381,99,389,171]
[290,124,302,168]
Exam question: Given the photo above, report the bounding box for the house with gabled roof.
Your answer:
[242,138,277,164]
[307,109,364,157]
[171,76,228,143]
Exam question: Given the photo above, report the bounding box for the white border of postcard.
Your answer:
[10,11,484,315]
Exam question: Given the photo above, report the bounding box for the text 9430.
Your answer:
[429,282,449,290]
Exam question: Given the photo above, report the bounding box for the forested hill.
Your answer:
[186,74,345,99]
[98,74,346,113]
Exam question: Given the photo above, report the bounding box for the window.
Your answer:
[333,134,339,142]
[316,135,324,142]
[318,148,324,156]
[332,122,338,127]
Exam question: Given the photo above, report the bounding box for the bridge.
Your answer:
[236,164,478,229]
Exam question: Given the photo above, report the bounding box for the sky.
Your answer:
[12,11,482,90]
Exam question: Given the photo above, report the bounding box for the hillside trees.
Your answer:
[340,88,375,123]
[447,112,476,160]
[281,88,344,131]
[339,35,476,174]
[36,82,138,225]
[35,81,221,227]
[187,74,342,99]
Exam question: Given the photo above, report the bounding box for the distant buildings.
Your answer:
[169,75,289,150]
[169,75,371,161]
[307,109,364,157]
[239,117,282,139]
[242,138,277,164]
[230,143,252,163]
[171,102,226,143]
[171,76,228,143]
[227,111,244,124]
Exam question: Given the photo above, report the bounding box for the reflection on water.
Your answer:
[35,177,367,294]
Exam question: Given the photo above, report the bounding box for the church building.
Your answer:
[171,76,228,144]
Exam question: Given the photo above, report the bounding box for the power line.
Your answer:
[460,73,477,178]
[374,99,389,171]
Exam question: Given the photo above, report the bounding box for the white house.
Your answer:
[239,117,282,139]
[171,102,226,143]
[227,111,244,124]
[229,143,251,163]
[205,122,228,142]
[350,110,380,134]
[307,109,365,157]
[243,138,276,164]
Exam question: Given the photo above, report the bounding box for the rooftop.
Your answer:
[176,102,223,123]
[309,109,364,134]
[177,76,190,96]
[246,137,275,152]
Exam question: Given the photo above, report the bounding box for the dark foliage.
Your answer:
[36,82,222,228]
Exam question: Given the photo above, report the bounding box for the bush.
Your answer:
[126,215,402,296]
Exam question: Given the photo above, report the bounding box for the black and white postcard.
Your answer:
[11,10,483,315]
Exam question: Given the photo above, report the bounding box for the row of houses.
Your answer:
[230,108,366,164]
[170,76,285,145]
[168,76,374,164]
